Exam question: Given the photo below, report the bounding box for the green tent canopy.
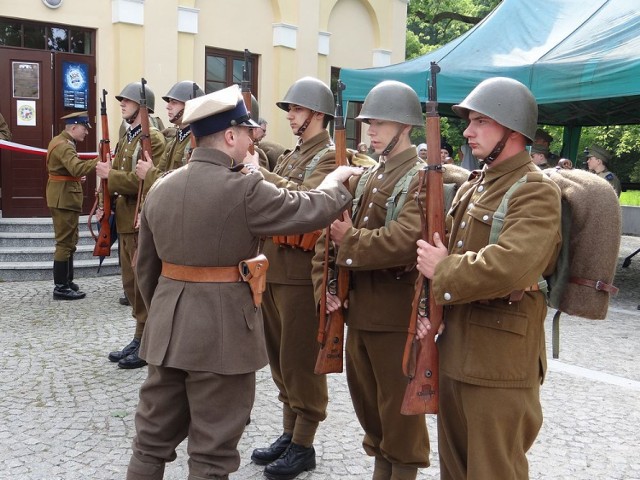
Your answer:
[341,0,640,128]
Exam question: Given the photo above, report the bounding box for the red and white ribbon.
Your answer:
[0,139,98,159]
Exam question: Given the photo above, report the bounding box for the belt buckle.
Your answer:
[595,280,604,291]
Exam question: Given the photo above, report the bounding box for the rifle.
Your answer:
[315,79,347,375]
[89,89,112,259]
[133,77,153,230]
[188,82,198,161]
[241,48,255,155]
[401,62,445,415]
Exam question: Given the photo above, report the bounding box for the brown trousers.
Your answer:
[346,329,430,468]
[128,364,254,479]
[50,207,79,261]
[438,374,543,480]
[261,282,328,446]
[119,232,147,338]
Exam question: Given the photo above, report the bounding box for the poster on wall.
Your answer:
[12,62,40,99]
[62,62,89,109]
[16,100,37,126]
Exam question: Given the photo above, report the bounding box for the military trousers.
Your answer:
[50,207,79,261]
[261,282,328,446]
[128,364,254,479]
[438,374,542,480]
[119,232,147,338]
[345,328,430,468]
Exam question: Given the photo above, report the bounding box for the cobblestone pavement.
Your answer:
[1,236,639,480]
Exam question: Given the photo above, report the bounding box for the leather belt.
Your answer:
[569,276,619,295]
[477,283,541,305]
[49,174,81,181]
[161,261,241,283]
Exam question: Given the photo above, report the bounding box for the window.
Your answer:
[0,18,93,54]
[205,47,258,97]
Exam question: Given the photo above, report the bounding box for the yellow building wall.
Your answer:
[0,0,408,145]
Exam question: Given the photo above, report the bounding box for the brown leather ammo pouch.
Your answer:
[239,254,270,307]
[271,230,322,252]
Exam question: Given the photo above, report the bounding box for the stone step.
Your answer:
[0,229,101,247]
[0,242,119,262]
[0,215,98,233]
[0,256,120,282]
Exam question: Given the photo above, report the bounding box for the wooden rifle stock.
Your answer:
[91,89,112,258]
[315,80,347,375]
[133,77,153,230]
[241,48,255,155]
[401,62,445,415]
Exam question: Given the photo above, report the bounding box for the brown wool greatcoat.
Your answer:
[311,147,430,467]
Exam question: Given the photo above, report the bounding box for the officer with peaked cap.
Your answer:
[125,84,361,480]
[415,77,562,479]
[530,143,550,168]
[587,144,621,196]
[97,81,166,369]
[311,79,430,480]
[46,111,99,300]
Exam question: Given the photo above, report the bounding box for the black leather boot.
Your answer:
[119,292,131,306]
[118,346,147,369]
[52,260,86,300]
[67,255,81,292]
[251,433,292,465]
[108,338,140,363]
[263,443,316,480]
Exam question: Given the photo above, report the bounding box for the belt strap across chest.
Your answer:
[161,261,241,283]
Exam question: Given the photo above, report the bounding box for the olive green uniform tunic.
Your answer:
[597,169,621,197]
[46,130,99,260]
[108,122,165,338]
[311,147,430,469]
[145,125,193,186]
[432,151,562,480]
[259,130,336,446]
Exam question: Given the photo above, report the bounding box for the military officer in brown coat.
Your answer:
[249,77,340,479]
[96,81,166,369]
[416,77,562,480]
[125,84,359,480]
[311,80,430,480]
[46,111,99,300]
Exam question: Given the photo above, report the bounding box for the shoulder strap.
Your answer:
[385,162,423,225]
[304,146,332,181]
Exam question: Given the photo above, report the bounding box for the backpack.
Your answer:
[489,168,621,356]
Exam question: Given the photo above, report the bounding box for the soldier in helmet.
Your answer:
[248,76,341,479]
[96,81,166,369]
[312,80,430,480]
[136,80,205,185]
[586,144,621,197]
[415,77,562,479]
[46,111,99,300]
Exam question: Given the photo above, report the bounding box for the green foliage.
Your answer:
[620,190,640,206]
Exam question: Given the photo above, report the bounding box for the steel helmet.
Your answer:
[249,94,259,122]
[356,80,423,126]
[452,77,537,142]
[276,77,334,118]
[116,82,156,113]
[162,81,205,103]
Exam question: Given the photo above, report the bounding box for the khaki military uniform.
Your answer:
[46,130,98,260]
[109,122,165,338]
[433,151,562,480]
[257,139,287,171]
[145,126,193,186]
[129,146,351,478]
[597,169,621,197]
[259,130,337,446]
[0,112,11,140]
[311,146,430,470]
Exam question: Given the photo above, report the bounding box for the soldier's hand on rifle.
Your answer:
[136,150,154,180]
[96,207,104,222]
[416,233,448,279]
[325,291,348,313]
[96,159,112,179]
[324,165,363,185]
[330,210,352,247]
[415,314,445,339]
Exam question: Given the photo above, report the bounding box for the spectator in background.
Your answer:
[586,144,621,197]
[417,142,428,160]
[534,128,559,166]
[530,143,550,168]
[459,140,479,170]
[0,112,11,140]
[441,140,453,164]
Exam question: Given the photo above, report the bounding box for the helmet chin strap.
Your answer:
[296,110,316,136]
[381,126,406,157]
[126,107,140,125]
[483,130,512,165]
[171,109,184,125]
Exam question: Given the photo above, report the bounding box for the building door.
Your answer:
[0,48,96,218]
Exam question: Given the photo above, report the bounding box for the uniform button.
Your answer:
[467,203,474,210]
[363,216,369,222]
[287,165,293,169]
[340,194,346,200]
[478,185,484,192]
[368,202,373,208]
[460,221,466,229]
[298,173,303,179]
[372,188,378,193]
[346,258,353,266]
[444,292,452,301]
[482,214,489,221]
[456,240,463,248]
[377,174,384,179]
